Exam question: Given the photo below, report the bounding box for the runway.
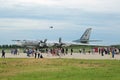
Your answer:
[1,53,120,60]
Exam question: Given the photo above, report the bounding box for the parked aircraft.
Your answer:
[51,28,102,47]
[73,28,92,43]
[12,28,101,48]
[12,39,48,48]
[72,28,100,43]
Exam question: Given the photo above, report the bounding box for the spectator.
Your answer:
[79,49,82,54]
[65,48,68,55]
[71,48,73,55]
[1,49,5,58]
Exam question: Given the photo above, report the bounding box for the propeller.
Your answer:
[54,37,65,47]
[39,39,47,47]
[44,39,47,43]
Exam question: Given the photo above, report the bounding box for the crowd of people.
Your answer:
[98,47,120,58]
[1,47,120,58]
[11,48,20,55]
[24,48,70,58]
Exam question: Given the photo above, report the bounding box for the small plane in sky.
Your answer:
[12,28,101,48]
[50,26,53,29]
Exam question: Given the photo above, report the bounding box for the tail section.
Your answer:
[73,28,92,44]
[59,37,62,43]
[80,28,92,43]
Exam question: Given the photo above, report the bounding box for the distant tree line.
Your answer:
[111,45,120,48]
[0,45,22,49]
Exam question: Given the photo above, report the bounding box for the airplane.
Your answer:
[51,28,102,47]
[52,37,66,47]
[72,28,101,44]
[50,26,53,29]
[73,28,92,44]
[12,28,101,48]
[12,39,48,48]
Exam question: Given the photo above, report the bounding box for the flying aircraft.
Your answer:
[50,26,53,29]
[12,28,101,48]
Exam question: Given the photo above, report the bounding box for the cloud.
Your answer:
[58,0,120,13]
[0,0,120,45]
[0,0,120,13]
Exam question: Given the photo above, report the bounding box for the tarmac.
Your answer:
[1,53,120,60]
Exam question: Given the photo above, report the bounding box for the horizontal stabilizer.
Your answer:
[73,39,102,43]
[88,40,102,42]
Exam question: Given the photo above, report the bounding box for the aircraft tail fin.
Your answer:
[73,28,92,44]
[44,39,47,43]
[59,37,62,43]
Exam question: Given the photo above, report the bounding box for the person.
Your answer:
[14,48,18,55]
[58,48,61,58]
[71,48,73,55]
[110,51,112,58]
[40,54,43,58]
[46,48,48,53]
[92,48,95,54]
[26,49,30,57]
[17,48,20,55]
[79,49,82,54]
[83,48,85,54]
[65,48,68,55]
[37,50,41,58]
[1,49,5,58]
[34,50,37,58]
[119,48,120,53]
[112,48,115,58]
[101,48,104,56]
[61,48,65,55]
[98,48,101,54]
[11,49,14,54]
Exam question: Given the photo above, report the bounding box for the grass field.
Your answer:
[0,58,120,80]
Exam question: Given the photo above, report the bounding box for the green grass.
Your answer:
[0,58,120,80]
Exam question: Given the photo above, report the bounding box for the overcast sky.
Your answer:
[0,0,120,45]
